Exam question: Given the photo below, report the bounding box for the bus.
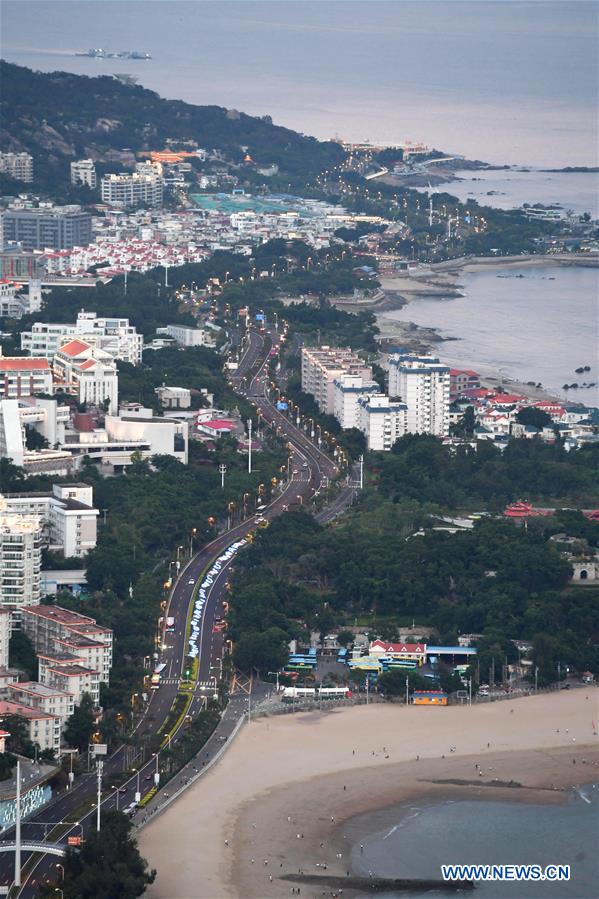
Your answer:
[318,687,352,700]
[151,663,166,689]
[282,687,316,702]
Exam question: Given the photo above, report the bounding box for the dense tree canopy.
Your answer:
[226,497,599,676]
[38,811,155,899]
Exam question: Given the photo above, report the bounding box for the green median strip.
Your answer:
[160,692,193,748]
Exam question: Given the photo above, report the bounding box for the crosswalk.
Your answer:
[159,677,217,688]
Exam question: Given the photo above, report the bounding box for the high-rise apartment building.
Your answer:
[357,393,408,451]
[70,159,97,189]
[333,374,380,429]
[388,354,450,436]
[0,502,42,618]
[301,346,373,416]
[0,206,92,251]
[101,172,163,208]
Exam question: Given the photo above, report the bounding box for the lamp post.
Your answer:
[190,527,197,556]
[247,419,252,474]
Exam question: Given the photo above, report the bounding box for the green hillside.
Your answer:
[0,61,344,188]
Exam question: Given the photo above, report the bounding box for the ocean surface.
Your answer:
[382,264,599,407]
[349,786,599,899]
[2,1,598,168]
[414,169,599,219]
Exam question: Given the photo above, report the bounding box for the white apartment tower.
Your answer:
[333,375,380,429]
[388,354,450,436]
[70,159,97,189]
[0,500,42,619]
[301,346,373,416]
[357,394,408,451]
[101,172,163,208]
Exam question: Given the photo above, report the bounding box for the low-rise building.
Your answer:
[53,339,118,414]
[0,356,53,399]
[0,699,61,753]
[158,324,217,348]
[21,604,112,688]
[2,484,98,558]
[0,152,33,183]
[105,411,188,464]
[450,368,480,400]
[0,279,43,319]
[4,682,74,731]
[41,664,99,707]
[70,159,97,189]
[21,311,143,365]
[155,385,191,409]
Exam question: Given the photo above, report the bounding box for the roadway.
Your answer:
[7,324,350,895]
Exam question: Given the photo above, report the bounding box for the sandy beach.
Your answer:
[139,691,598,899]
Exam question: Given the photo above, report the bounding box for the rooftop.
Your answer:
[0,357,50,371]
[0,700,54,720]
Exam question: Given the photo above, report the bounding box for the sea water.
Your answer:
[350,786,599,898]
[382,265,599,407]
[413,169,599,220]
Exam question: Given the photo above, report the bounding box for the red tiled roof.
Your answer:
[78,359,96,370]
[0,358,50,371]
[58,339,91,358]
[370,639,426,653]
[491,394,525,404]
[199,418,235,430]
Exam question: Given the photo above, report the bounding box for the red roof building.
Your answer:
[369,640,426,661]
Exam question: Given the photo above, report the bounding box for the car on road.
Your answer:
[144,774,153,781]
[117,787,127,794]
[188,578,195,584]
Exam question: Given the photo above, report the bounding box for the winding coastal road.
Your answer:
[6,324,352,895]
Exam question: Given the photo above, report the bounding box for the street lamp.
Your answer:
[190,527,197,556]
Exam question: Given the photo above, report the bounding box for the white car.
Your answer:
[188,578,195,584]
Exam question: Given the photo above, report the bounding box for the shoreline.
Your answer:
[232,746,597,899]
[138,692,599,899]
[369,259,597,404]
